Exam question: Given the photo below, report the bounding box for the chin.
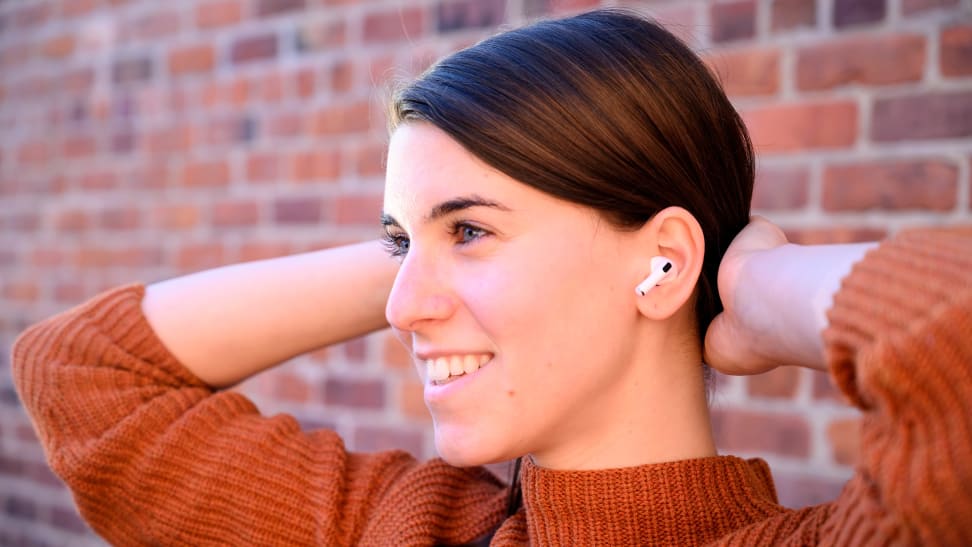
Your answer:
[433,423,513,467]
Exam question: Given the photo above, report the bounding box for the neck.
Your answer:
[532,326,716,470]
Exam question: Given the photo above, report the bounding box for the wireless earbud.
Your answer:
[635,256,676,296]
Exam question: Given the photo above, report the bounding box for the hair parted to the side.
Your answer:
[391,7,753,348]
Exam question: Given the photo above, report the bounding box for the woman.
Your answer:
[13,9,972,546]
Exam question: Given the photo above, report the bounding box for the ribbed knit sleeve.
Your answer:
[11,284,506,546]
[817,227,972,546]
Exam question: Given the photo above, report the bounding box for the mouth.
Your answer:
[424,354,492,386]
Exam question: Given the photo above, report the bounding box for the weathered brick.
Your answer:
[753,165,809,210]
[710,0,756,43]
[145,126,195,156]
[273,197,323,223]
[747,366,801,399]
[313,100,373,135]
[712,409,810,457]
[352,141,387,177]
[872,91,972,141]
[744,101,857,153]
[123,9,181,41]
[363,7,425,44]
[271,372,312,403]
[246,152,282,181]
[62,136,97,159]
[196,0,244,28]
[175,243,227,271]
[40,34,75,59]
[297,19,347,53]
[437,0,506,33]
[324,377,385,409]
[256,0,306,17]
[329,59,354,93]
[295,68,316,98]
[168,44,216,76]
[230,34,278,64]
[213,200,259,227]
[155,204,201,230]
[902,0,958,14]
[833,0,885,27]
[98,207,141,230]
[55,282,85,303]
[353,425,424,456]
[771,0,815,32]
[823,159,958,211]
[399,379,431,421]
[941,24,972,77]
[4,281,40,302]
[182,160,230,187]
[112,56,154,84]
[706,47,779,97]
[786,227,887,245]
[239,241,294,262]
[827,417,861,466]
[383,333,411,369]
[796,34,925,90]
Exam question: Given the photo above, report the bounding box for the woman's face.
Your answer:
[382,123,646,467]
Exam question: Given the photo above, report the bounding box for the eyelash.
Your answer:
[381,221,489,258]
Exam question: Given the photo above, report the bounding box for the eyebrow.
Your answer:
[381,195,510,228]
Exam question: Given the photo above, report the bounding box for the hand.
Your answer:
[703,216,790,375]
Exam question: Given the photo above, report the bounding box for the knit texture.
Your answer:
[11,227,972,546]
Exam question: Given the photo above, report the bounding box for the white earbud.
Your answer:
[635,256,676,296]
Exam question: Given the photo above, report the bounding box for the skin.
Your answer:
[382,122,716,470]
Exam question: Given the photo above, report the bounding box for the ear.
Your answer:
[632,206,705,321]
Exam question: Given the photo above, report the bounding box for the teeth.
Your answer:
[425,354,491,383]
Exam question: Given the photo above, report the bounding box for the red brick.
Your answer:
[60,0,98,17]
[771,0,815,32]
[334,194,383,225]
[17,142,51,166]
[11,4,50,28]
[399,379,431,421]
[747,366,801,398]
[98,208,141,230]
[273,197,323,223]
[267,112,306,137]
[436,0,506,33]
[833,0,885,27]
[168,44,216,76]
[175,243,226,271]
[78,171,119,190]
[353,141,387,177]
[4,281,40,302]
[363,7,425,44]
[62,68,95,93]
[124,9,181,41]
[196,0,244,28]
[230,34,278,64]
[55,209,91,233]
[291,149,341,181]
[213,200,259,227]
[706,47,779,97]
[204,116,256,146]
[257,0,306,17]
[330,59,354,93]
[383,332,411,369]
[353,425,424,456]
[744,101,857,153]
[902,0,958,14]
[54,282,85,303]
[30,248,66,268]
[343,337,368,362]
[786,227,887,245]
[40,34,75,59]
[247,152,282,181]
[49,506,89,534]
[4,212,39,231]
[313,100,373,135]
[941,24,972,77]
[827,417,861,465]
[639,4,698,46]
[525,0,601,17]
[712,409,810,457]
[295,68,316,98]
[145,126,195,155]
[61,136,97,159]
[796,34,925,90]
[239,241,294,262]
[324,377,385,408]
[872,91,972,141]
[272,372,311,403]
[710,0,756,43]
[823,159,958,211]
[753,165,809,210]
[155,204,200,229]
[182,160,230,187]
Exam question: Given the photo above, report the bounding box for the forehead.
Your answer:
[383,123,516,221]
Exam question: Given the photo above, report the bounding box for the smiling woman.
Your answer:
[11,8,972,547]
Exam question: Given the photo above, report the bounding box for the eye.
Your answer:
[451,222,487,245]
[381,232,410,258]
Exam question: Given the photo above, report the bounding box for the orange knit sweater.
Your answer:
[12,228,972,546]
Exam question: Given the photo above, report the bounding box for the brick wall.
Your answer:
[1,0,969,544]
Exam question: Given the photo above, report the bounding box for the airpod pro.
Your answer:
[635,256,676,296]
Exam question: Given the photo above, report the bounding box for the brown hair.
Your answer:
[391,8,753,344]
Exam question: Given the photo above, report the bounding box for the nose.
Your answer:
[385,249,457,333]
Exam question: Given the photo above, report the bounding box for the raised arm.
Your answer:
[143,240,398,387]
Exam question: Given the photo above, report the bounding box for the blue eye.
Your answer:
[381,233,410,257]
[452,222,487,245]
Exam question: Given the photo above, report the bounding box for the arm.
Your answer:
[143,240,397,387]
[708,222,972,544]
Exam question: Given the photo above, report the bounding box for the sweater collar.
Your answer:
[517,455,783,545]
